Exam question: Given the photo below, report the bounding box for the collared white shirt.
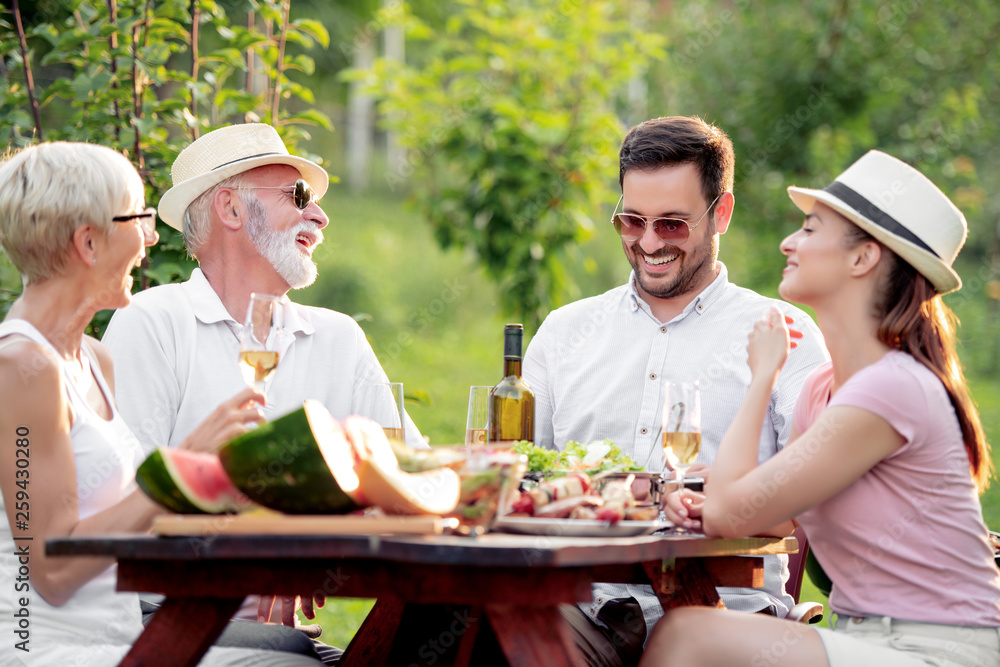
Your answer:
[103,268,425,455]
[523,262,829,641]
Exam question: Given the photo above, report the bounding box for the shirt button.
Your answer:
[649,373,656,380]
[640,427,648,435]
[696,304,704,312]
[660,326,667,333]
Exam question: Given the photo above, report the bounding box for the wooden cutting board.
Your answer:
[153,513,450,536]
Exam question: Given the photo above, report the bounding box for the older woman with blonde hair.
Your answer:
[647,150,1000,666]
[0,141,322,666]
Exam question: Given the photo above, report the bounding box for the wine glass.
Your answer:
[357,382,405,442]
[465,386,491,447]
[662,381,702,531]
[239,293,284,397]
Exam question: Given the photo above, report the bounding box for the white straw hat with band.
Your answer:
[157,123,329,231]
[787,150,967,294]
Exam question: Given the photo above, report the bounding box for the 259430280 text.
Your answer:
[12,425,31,653]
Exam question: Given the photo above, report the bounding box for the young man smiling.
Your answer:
[522,116,829,666]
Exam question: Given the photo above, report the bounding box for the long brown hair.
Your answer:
[848,225,992,490]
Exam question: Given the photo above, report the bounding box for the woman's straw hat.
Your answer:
[158,123,329,231]
[787,150,967,294]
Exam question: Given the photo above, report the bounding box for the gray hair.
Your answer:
[182,172,255,258]
[0,142,143,285]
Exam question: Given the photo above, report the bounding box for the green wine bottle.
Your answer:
[488,324,534,446]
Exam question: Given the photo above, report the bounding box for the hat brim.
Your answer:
[157,154,330,231]
[786,185,962,294]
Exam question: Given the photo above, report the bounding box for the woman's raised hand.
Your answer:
[746,307,802,381]
[179,386,266,452]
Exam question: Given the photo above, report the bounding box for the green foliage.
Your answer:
[653,0,1000,296]
[347,0,665,329]
[0,0,331,328]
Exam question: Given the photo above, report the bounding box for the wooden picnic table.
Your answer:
[47,530,797,666]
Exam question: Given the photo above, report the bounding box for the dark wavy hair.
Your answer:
[845,224,992,491]
[618,116,734,204]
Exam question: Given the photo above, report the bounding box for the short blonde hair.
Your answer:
[0,142,144,285]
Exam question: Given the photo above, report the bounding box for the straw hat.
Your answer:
[157,123,329,231]
[787,150,967,294]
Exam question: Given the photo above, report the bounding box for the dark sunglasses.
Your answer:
[610,194,721,246]
[250,178,318,210]
[112,207,157,237]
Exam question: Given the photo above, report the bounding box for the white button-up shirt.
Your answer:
[523,262,829,642]
[103,268,424,455]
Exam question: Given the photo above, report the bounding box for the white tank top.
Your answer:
[0,319,144,664]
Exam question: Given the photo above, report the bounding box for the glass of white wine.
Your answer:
[357,382,405,442]
[465,386,491,447]
[662,381,701,531]
[239,293,284,396]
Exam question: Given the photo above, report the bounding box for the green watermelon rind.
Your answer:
[218,405,361,515]
[136,449,211,514]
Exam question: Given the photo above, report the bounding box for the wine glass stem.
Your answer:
[675,466,687,533]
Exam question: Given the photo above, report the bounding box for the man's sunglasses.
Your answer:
[249,179,318,210]
[112,207,157,237]
[610,193,721,246]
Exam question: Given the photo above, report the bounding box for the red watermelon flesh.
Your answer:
[137,448,251,514]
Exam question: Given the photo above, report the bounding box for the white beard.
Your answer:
[245,198,320,289]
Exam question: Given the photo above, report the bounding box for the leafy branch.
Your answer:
[348,0,665,329]
[0,0,333,332]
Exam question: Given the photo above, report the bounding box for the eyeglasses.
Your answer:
[112,207,157,237]
[248,179,317,210]
[610,193,722,246]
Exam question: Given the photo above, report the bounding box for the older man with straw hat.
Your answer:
[104,123,424,663]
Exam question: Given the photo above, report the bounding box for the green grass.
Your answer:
[295,190,1000,645]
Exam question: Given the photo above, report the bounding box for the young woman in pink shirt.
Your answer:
[646,150,1000,666]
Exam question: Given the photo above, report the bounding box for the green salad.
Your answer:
[513,439,643,475]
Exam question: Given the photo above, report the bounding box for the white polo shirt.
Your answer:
[103,268,425,455]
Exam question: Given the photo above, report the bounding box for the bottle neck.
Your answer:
[503,357,522,378]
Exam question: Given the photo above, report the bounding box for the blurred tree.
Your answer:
[347,0,666,330]
[649,0,999,296]
[0,0,331,330]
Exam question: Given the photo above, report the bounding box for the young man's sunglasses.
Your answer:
[610,193,721,246]
[249,178,318,210]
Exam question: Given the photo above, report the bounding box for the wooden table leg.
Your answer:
[642,558,726,610]
[486,605,584,667]
[120,596,243,667]
[340,596,405,667]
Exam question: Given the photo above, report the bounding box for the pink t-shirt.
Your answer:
[794,351,1000,625]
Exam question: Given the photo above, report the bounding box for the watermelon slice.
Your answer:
[219,400,460,516]
[136,448,250,514]
[218,400,364,514]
